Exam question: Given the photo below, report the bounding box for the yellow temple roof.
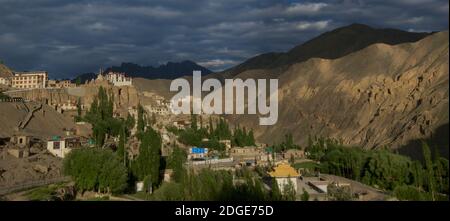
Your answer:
[269,163,300,178]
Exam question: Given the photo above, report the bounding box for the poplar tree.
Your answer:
[132,127,162,189]
[136,104,145,136]
[422,142,436,200]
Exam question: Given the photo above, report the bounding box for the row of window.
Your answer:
[13,75,46,80]
[13,85,42,89]
[12,80,41,84]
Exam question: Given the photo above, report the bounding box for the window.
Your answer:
[53,141,60,149]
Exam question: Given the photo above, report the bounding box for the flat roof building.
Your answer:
[11,71,48,89]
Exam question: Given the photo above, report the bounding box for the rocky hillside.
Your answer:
[228,31,449,159]
[0,102,76,139]
[0,62,13,78]
[5,81,140,116]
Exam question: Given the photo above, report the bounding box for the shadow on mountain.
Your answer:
[398,123,449,161]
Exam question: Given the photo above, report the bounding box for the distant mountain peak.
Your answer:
[224,23,432,76]
[72,60,212,83]
[105,60,212,79]
[343,23,372,29]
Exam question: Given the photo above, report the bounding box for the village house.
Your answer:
[59,100,77,111]
[144,104,170,115]
[284,149,305,160]
[173,120,191,130]
[269,163,300,193]
[56,80,75,88]
[46,136,82,158]
[74,122,93,138]
[47,79,75,88]
[162,169,173,183]
[47,80,57,88]
[188,147,208,160]
[256,153,273,166]
[10,133,33,148]
[231,147,263,156]
[219,140,231,152]
[4,133,40,158]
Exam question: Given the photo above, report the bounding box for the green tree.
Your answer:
[132,127,162,189]
[151,113,157,126]
[117,124,127,166]
[63,148,128,194]
[84,86,121,147]
[125,113,135,131]
[191,114,198,131]
[301,188,310,201]
[167,146,187,182]
[422,142,436,201]
[327,184,353,201]
[136,104,146,136]
[248,129,255,146]
[282,178,296,201]
[394,185,430,201]
[75,97,82,122]
[75,77,81,86]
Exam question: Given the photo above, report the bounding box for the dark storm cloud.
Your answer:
[0,0,448,78]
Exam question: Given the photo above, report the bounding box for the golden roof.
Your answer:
[269,163,300,178]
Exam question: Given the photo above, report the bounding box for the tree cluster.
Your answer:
[306,137,449,200]
[176,115,255,151]
[63,148,128,194]
[84,86,122,147]
[272,133,300,153]
[131,127,162,190]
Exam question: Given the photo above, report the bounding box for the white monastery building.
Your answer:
[105,72,132,86]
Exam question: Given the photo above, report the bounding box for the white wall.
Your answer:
[47,140,71,158]
[276,177,298,193]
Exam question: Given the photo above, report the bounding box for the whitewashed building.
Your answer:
[47,136,82,158]
[105,72,132,86]
[144,104,170,115]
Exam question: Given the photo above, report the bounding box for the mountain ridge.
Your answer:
[105,60,212,79]
[72,60,212,83]
[215,23,432,79]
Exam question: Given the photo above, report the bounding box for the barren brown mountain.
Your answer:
[227,31,449,159]
[0,63,12,76]
[210,23,431,79]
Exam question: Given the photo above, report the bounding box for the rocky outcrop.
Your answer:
[5,81,140,114]
[81,83,140,110]
[6,88,78,106]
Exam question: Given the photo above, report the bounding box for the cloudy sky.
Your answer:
[0,0,448,78]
